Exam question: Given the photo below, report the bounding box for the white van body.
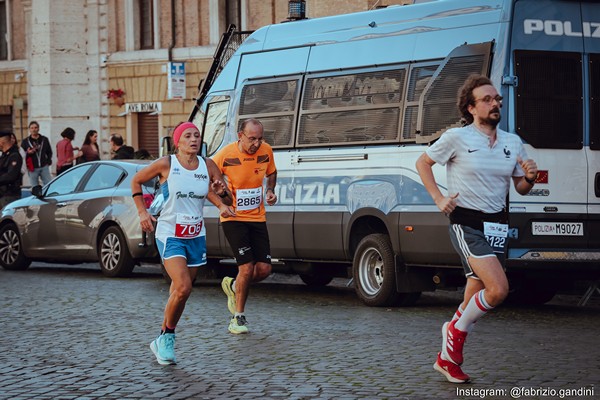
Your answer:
[189,0,600,306]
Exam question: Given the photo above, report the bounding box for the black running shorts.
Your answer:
[221,221,272,266]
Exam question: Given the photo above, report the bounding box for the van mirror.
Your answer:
[160,136,173,157]
[200,142,208,157]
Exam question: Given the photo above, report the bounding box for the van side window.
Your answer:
[403,63,441,141]
[298,69,406,146]
[238,80,299,147]
[515,50,583,149]
[203,100,230,156]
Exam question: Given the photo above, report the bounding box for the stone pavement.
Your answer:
[0,263,598,400]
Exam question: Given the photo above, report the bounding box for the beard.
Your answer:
[479,108,501,128]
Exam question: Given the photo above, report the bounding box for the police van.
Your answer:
[188,0,600,306]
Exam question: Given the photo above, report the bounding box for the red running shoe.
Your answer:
[442,320,468,365]
[434,352,470,383]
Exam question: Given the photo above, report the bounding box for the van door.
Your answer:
[192,94,233,258]
[588,52,600,247]
[584,0,600,246]
[507,0,599,267]
[292,66,414,261]
[234,76,302,259]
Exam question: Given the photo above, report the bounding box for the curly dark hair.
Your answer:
[457,74,493,125]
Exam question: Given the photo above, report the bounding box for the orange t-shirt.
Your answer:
[211,141,277,222]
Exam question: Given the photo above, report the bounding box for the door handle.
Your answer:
[56,202,67,208]
[596,173,600,197]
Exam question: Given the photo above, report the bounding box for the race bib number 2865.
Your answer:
[236,187,262,211]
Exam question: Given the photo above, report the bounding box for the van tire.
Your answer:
[353,233,399,307]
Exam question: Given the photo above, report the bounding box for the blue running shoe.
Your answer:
[150,333,177,365]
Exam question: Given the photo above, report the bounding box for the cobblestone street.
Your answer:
[0,263,598,399]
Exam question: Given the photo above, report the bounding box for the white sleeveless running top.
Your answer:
[155,155,209,242]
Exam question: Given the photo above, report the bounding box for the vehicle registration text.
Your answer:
[531,222,583,236]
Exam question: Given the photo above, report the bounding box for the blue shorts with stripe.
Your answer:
[448,224,505,279]
[156,235,207,267]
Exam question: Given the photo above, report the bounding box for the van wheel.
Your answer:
[0,224,31,271]
[299,273,334,287]
[99,226,134,277]
[353,233,399,306]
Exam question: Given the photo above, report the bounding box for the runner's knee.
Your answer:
[253,263,272,281]
[485,283,508,306]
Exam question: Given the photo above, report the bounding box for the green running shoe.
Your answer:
[228,315,249,334]
[221,277,236,315]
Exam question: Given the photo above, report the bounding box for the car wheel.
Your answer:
[353,233,400,307]
[299,273,334,287]
[99,226,134,277]
[0,224,31,271]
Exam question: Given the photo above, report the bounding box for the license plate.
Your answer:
[532,222,583,236]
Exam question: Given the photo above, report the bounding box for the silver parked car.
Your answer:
[0,160,159,276]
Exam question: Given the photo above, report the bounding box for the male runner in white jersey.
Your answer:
[416,74,538,383]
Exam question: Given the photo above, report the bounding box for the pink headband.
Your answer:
[173,122,198,147]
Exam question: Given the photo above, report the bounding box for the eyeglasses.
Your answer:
[242,131,264,144]
[475,95,503,105]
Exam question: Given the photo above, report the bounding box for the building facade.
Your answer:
[0,0,411,168]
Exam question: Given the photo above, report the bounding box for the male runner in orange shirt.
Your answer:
[211,118,277,334]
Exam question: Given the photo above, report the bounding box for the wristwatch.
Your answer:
[219,191,229,198]
[524,176,536,185]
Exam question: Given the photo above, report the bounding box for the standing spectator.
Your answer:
[80,130,101,163]
[211,118,278,334]
[415,74,538,383]
[10,134,28,186]
[21,121,52,186]
[109,134,135,159]
[56,127,81,175]
[0,131,23,208]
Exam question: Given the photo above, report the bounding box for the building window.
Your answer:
[139,0,154,50]
[0,0,8,60]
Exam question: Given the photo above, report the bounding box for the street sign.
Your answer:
[168,62,186,100]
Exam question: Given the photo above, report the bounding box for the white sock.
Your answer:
[455,289,493,332]
[232,279,236,293]
[451,305,464,322]
[234,312,244,318]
